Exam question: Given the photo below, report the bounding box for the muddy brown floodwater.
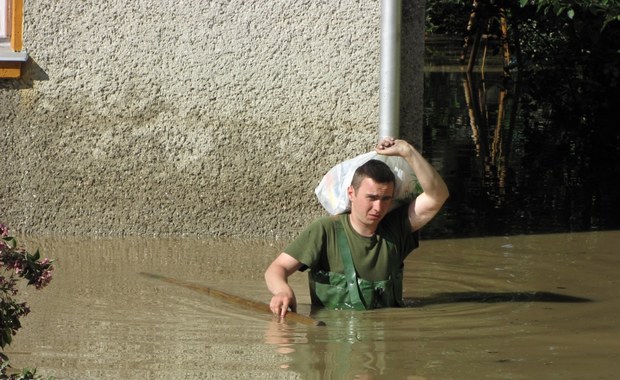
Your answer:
[7,231,620,379]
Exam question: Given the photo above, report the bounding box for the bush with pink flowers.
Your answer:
[0,223,54,379]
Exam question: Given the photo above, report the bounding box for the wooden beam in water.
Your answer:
[140,272,326,327]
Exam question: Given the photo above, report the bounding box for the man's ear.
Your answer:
[347,185,354,201]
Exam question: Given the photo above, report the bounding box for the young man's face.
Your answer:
[348,177,394,231]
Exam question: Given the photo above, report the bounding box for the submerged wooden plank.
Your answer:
[140,272,326,327]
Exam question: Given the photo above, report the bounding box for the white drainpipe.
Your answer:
[378,0,402,140]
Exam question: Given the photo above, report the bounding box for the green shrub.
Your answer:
[0,223,54,380]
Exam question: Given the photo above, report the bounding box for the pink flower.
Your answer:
[35,269,53,289]
[0,223,8,237]
[13,262,23,275]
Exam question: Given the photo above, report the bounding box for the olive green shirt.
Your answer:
[284,205,419,282]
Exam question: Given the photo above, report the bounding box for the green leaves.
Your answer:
[1,225,54,379]
[521,0,620,30]
[1,238,15,251]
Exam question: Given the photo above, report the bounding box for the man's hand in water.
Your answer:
[265,252,302,318]
[269,290,297,318]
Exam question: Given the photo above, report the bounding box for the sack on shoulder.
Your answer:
[314,152,419,215]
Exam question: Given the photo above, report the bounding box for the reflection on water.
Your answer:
[7,231,620,379]
[423,36,620,238]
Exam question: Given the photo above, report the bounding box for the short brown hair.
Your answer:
[350,159,395,191]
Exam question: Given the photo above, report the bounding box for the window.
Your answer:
[1,0,10,41]
[0,0,27,79]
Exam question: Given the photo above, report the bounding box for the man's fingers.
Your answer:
[270,299,281,315]
[377,137,396,150]
[279,300,289,317]
[270,297,289,318]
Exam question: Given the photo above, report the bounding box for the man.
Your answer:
[265,137,449,317]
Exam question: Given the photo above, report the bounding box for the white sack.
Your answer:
[315,152,419,215]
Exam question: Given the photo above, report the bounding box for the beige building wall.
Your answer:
[0,0,425,238]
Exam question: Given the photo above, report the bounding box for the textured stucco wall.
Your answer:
[1,0,425,238]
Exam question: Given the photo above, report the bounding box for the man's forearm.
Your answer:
[265,264,292,296]
[402,144,449,203]
[265,256,299,315]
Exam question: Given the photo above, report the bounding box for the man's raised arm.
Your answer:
[376,137,449,231]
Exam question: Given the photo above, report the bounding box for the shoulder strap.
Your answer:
[384,237,404,306]
[334,218,366,310]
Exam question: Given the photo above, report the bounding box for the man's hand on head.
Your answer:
[376,137,414,158]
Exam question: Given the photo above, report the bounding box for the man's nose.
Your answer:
[372,200,383,210]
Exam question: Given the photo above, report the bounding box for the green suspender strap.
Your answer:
[334,220,367,310]
[332,219,404,310]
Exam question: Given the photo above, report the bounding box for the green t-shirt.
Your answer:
[284,205,419,282]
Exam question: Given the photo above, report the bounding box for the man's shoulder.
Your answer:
[378,204,416,238]
[381,204,410,224]
[309,213,345,230]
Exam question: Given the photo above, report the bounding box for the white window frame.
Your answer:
[0,0,9,41]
